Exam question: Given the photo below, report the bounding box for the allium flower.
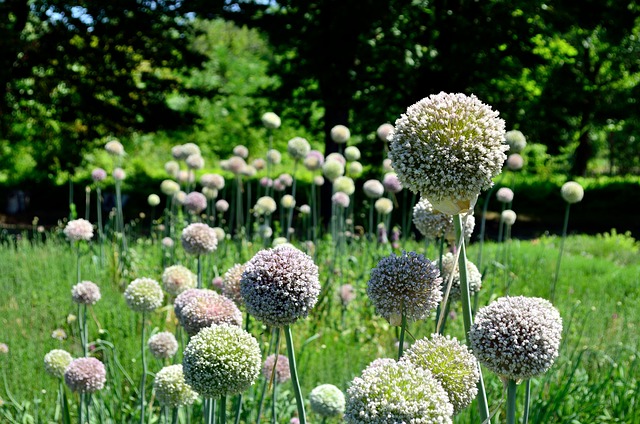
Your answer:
[215,199,229,213]
[160,179,180,196]
[255,196,277,216]
[174,288,217,322]
[506,153,524,171]
[184,192,207,214]
[344,359,453,424]
[326,152,346,165]
[382,172,403,193]
[51,329,67,341]
[273,180,286,192]
[200,173,226,190]
[469,296,563,381]
[262,354,291,383]
[175,191,187,205]
[382,158,394,173]
[44,349,73,379]
[162,265,196,296]
[64,219,94,242]
[330,125,351,144]
[304,150,324,170]
[177,170,194,184]
[213,227,225,243]
[165,161,180,177]
[148,332,179,359]
[172,145,186,160]
[105,139,124,156]
[363,179,384,199]
[221,263,246,306]
[181,223,218,256]
[561,181,584,204]
[309,384,346,418]
[277,173,293,187]
[253,158,266,170]
[299,204,311,215]
[202,187,218,200]
[333,176,355,195]
[374,198,393,215]
[186,154,204,171]
[287,137,311,160]
[145,194,160,207]
[367,251,442,325]
[262,112,281,129]
[266,149,282,165]
[332,192,350,208]
[182,143,201,157]
[505,130,527,153]
[240,246,320,327]
[113,167,126,181]
[182,324,261,398]
[347,161,363,177]
[339,284,356,305]
[401,334,479,414]
[272,237,290,247]
[323,160,345,182]
[162,237,174,248]
[389,92,507,215]
[376,123,394,142]
[437,252,482,301]
[412,197,475,242]
[496,187,514,203]
[91,168,107,183]
[0,343,7,354]
[260,177,273,188]
[64,357,106,393]
[154,365,199,408]
[227,156,247,175]
[344,146,361,161]
[281,194,296,209]
[233,145,249,159]
[501,209,517,226]
[313,175,325,186]
[242,165,257,178]
[178,291,242,336]
[71,281,101,305]
[124,278,164,313]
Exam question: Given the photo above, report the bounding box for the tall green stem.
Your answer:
[397,310,407,360]
[219,395,226,424]
[506,379,517,424]
[96,186,104,266]
[140,312,147,424]
[551,203,571,302]
[523,379,531,424]
[197,255,203,289]
[284,325,306,424]
[286,161,298,242]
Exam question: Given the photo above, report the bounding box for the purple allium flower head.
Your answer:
[124,278,164,313]
[233,145,249,159]
[382,172,403,193]
[331,191,350,208]
[377,123,394,142]
[262,354,291,383]
[91,168,107,183]
[212,276,224,290]
[71,281,101,305]
[339,284,356,306]
[184,192,207,214]
[148,331,179,359]
[64,219,94,242]
[506,153,524,171]
[181,223,218,256]
[227,156,247,175]
[64,357,106,393]
[273,179,286,192]
[154,365,199,408]
[174,288,218,323]
[44,349,73,379]
[241,246,320,327]
[290,418,300,424]
[162,265,197,296]
[304,150,325,171]
[363,179,385,199]
[222,263,247,306]
[260,177,273,188]
[330,125,350,144]
[496,187,514,203]
[215,199,229,213]
[178,292,242,336]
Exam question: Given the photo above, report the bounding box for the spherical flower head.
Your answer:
[242,165,257,178]
[496,187,514,203]
[272,237,290,247]
[148,332,179,359]
[146,194,160,207]
[64,219,94,242]
[287,137,311,160]
[71,281,101,305]
[174,288,218,322]
[233,145,249,159]
[347,161,363,177]
[376,123,394,142]
[561,181,584,204]
[201,173,226,190]
[181,223,218,256]
[179,293,242,336]
[202,187,218,200]
[162,237,174,248]
[281,194,296,209]
[215,199,229,213]
[253,158,266,170]
[266,149,282,165]
[506,153,524,171]
[333,176,355,195]
[185,154,205,170]
[344,358,453,424]
[105,139,125,156]
[160,179,181,196]
[241,246,320,327]
[401,334,479,414]
[469,296,563,381]
[303,151,323,171]
[412,197,474,243]
[162,265,197,296]
[382,172,403,194]
[0,343,7,354]
[437,252,482,301]
[182,324,261,398]
[389,92,507,215]
[212,227,225,242]
[184,192,208,214]
[309,384,346,418]
[330,125,351,144]
[344,146,361,161]
[175,191,187,205]
[171,145,186,160]
[255,196,277,216]
[44,349,73,379]
[113,167,126,181]
[154,364,199,408]
[91,168,107,183]
[313,175,325,186]
[124,278,164,313]
[51,328,67,341]
[262,354,291,384]
[323,160,345,182]
[367,251,443,325]
[382,158,394,173]
[181,143,201,157]
[227,156,247,175]
[64,357,106,393]
[501,209,517,226]
[165,160,180,178]
[273,179,286,192]
[290,418,300,424]
[505,129,527,153]
[258,225,273,239]
[339,284,356,305]
[262,112,281,129]
[299,204,311,215]
[177,170,195,184]
[331,191,350,208]
[326,152,346,165]
[277,173,294,187]
[363,179,384,199]
[221,263,247,306]
[374,198,393,215]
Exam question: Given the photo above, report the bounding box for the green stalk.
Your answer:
[96,186,104,266]
[523,379,531,424]
[551,202,571,302]
[219,395,226,424]
[76,242,81,284]
[506,379,517,424]
[286,161,299,242]
[233,394,243,424]
[139,311,147,424]
[398,309,407,360]
[284,325,306,424]
[197,255,203,289]
[171,408,179,424]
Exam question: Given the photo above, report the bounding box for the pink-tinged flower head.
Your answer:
[64,219,94,242]
[64,357,106,393]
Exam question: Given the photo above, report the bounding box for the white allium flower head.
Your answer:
[382,158,394,173]
[200,173,226,190]
[333,176,355,195]
[330,125,350,144]
[501,209,517,226]
[344,146,361,162]
[287,137,311,160]
[344,358,453,423]
[154,364,198,408]
[266,149,282,165]
[255,196,277,216]
[506,153,524,171]
[181,223,218,256]
[363,179,385,199]
[171,144,186,160]
[304,150,325,170]
[262,112,281,129]
[215,199,229,213]
[496,187,514,203]
[326,152,346,165]
[382,172,403,193]
[124,278,164,313]
[233,145,249,159]
[367,251,442,325]
[64,357,106,393]
[44,349,74,379]
[240,246,320,327]
[376,123,394,142]
[71,281,101,305]
[105,139,125,156]
[331,191,350,208]
[309,384,346,418]
[437,252,482,301]
[186,154,204,170]
[313,175,325,186]
[412,197,474,243]
[401,334,479,414]
[113,167,126,181]
[64,218,94,242]
[469,296,563,381]
[322,159,345,182]
[160,179,180,196]
[227,156,247,175]
[389,92,507,215]
[202,187,218,200]
[173,288,218,323]
[181,143,201,157]
[281,194,296,209]
[164,161,180,178]
[561,181,584,204]
[347,161,363,177]
[182,324,261,398]
[299,204,311,215]
[374,197,393,215]
[505,130,527,153]
[148,194,161,207]
[162,265,197,296]
[148,332,179,359]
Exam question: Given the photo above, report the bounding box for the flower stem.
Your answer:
[139,311,147,424]
[551,202,571,302]
[398,310,407,360]
[284,325,306,424]
[506,379,517,424]
[197,255,203,289]
[523,379,531,424]
[219,395,226,424]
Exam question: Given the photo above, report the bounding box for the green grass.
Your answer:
[0,228,638,423]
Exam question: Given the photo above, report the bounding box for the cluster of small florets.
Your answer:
[266,149,282,165]
[377,123,394,142]
[401,334,479,414]
[148,194,161,206]
[160,179,181,196]
[184,192,207,214]
[64,357,107,393]
[506,153,524,171]
[287,137,311,160]
[233,145,249,159]
[469,296,563,381]
[113,167,126,181]
[348,161,363,177]
[330,125,351,143]
[178,292,242,336]
[412,198,475,243]
[281,194,296,209]
[71,281,102,305]
[382,172,403,193]
[367,251,442,325]
[262,354,291,383]
[496,187,514,203]
[363,180,384,199]
[124,278,164,313]
[216,199,229,213]
[262,112,281,129]
[389,92,507,215]
[323,159,345,182]
[154,364,199,408]
[148,332,179,359]
[505,130,527,153]
[44,349,74,379]
[64,219,94,242]
[304,150,325,170]
[221,263,246,306]
[561,181,584,204]
[182,324,261,398]
[174,288,217,322]
[186,154,204,170]
[339,284,357,306]
[344,146,361,161]
[181,223,218,256]
[200,173,226,190]
[162,265,197,296]
[309,384,346,418]
[254,196,277,216]
[374,198,393,215]
[165,161,180,177]
[172,143,201,160]
[91,168,107,183]
[240,246,320,327]
[333,176,355,195]
[437,252,482,301]
[344,358,453,423]
[105,139,125,156]
[501,209,517,226]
